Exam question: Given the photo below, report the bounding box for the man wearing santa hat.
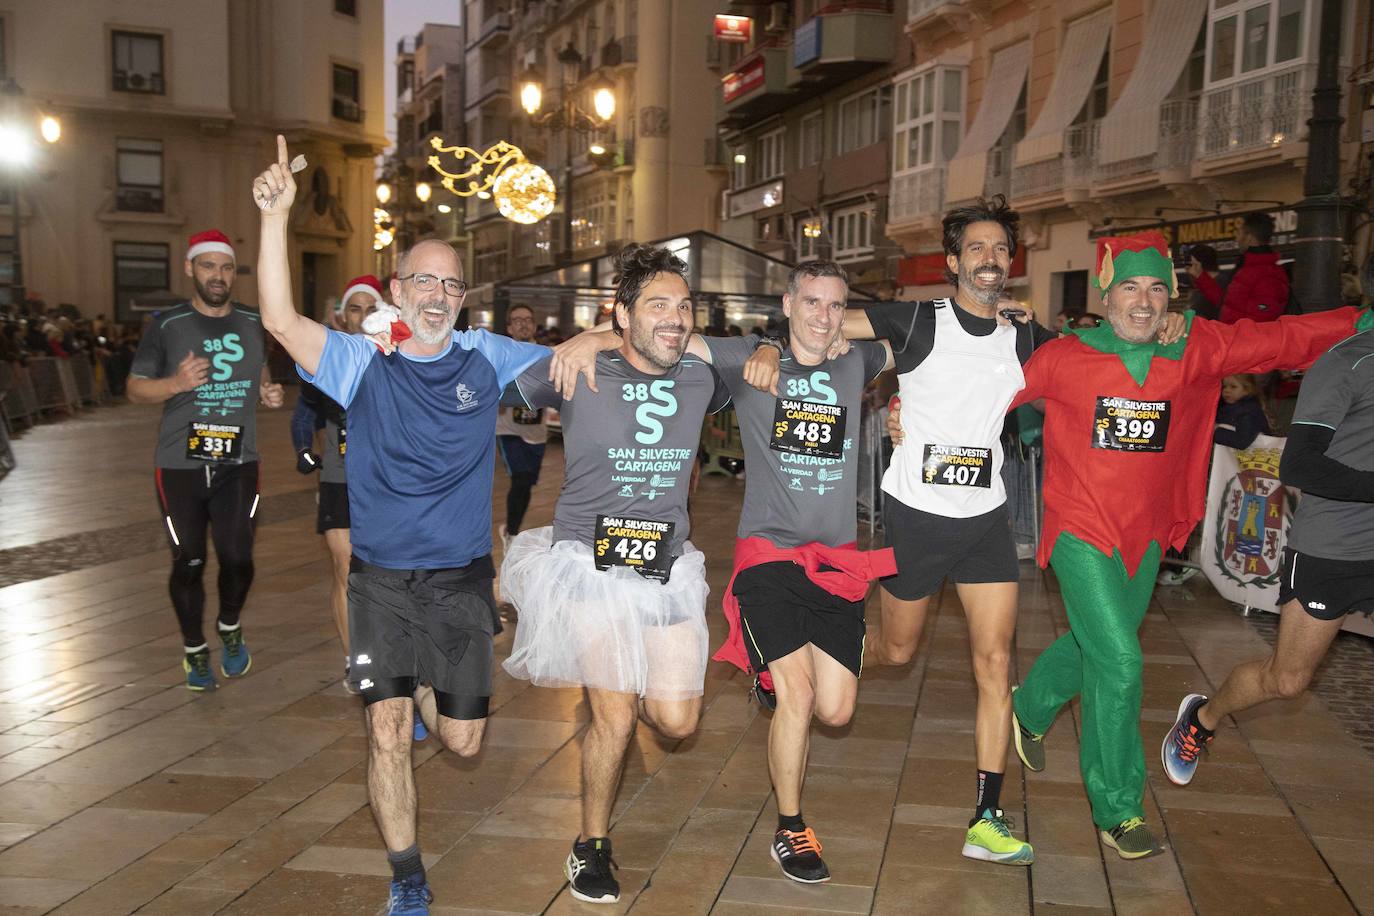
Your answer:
[292,275,384,690]
[892,230,1370,859]
[128,228,286,692]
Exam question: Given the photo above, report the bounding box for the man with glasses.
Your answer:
[252,138,593,916]
[496,304,548,545]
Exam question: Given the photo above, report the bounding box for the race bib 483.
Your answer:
[770,399,845,460]
[1093,396,1170,451]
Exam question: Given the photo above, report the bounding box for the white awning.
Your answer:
[945,40,1031,202]
[1096,0,1207,165]
[1014,8,1113,166]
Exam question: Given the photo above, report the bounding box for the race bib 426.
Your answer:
[594,515,675,582]
[1093,396,1170,451]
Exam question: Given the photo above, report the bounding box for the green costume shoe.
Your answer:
[963,809,1034,865]
[1011,687,1044,772]
[1100,817,1160,860]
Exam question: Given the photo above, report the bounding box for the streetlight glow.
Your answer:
[415,182,432,202]
[39,116,60,144]
[375,182,392,204]
[437,203,452,214]
[520,80,543,116]
[592,87,615,122]
[589,143,606,156]
[0,126,32,166]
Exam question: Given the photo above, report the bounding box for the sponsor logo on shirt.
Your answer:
[455,382,480,412]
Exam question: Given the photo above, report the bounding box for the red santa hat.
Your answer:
[186,229,235,263]
[337,274,386,312]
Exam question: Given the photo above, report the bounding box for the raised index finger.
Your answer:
[277,134,289,166]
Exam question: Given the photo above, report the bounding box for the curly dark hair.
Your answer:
[611,243,689,332]
[941,194,1020,285]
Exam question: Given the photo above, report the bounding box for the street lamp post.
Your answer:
[519,44,616,263]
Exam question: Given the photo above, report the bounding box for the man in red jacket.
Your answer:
[1194,212,1290,324]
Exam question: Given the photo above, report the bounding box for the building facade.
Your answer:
[5,0,387,322]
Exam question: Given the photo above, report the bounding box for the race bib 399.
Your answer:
[1093,397,1170,452]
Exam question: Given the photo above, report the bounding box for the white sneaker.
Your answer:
[1156,567,1199,586]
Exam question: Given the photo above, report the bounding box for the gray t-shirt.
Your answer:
[508,351,731,559]
[1287,329,1374,560]
[705,337,887,547]
[320,400,348,485]
[130,303,266,469]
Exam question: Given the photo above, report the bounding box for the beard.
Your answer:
[194,277,232,307]
[628,319,687,371]
[399,294,457,346]
[958,261,1005,307]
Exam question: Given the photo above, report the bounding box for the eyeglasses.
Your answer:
[399,273,467,297]
[508,315,535,324]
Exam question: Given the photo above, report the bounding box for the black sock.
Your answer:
[387,844,424,884]
[975,770,1004,819]
[1186,701,1215,737]
[778,811,805,832]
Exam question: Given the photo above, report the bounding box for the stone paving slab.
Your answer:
[0,400,1372,914]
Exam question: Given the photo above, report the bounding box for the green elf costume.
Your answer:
[1008,231,1372,858]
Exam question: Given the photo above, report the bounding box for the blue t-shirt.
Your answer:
[300,328,547,569]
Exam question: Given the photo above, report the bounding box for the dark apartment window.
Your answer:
[0,19,8,81]
[116,138,164,212]
[113,241,170,319]
[335,0,358,16]
[112,31,165,95]
[332,64,362,121]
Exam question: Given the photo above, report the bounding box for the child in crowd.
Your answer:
[1214,373,1273,449]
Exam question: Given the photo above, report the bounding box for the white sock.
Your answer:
[217,621,241,633]
[184,643,208,654]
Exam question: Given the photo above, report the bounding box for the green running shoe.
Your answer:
[1011,687,1044,772]
[183,648,217,692]
[1100,817,1160,860]
[962,809,1034,865]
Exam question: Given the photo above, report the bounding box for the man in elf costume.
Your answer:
[894,231,1371,858]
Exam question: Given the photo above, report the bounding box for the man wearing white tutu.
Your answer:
[501,243,731,904]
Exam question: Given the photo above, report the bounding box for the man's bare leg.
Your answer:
[958,581,1018,775]
[640,695,702,741]
[365,697,417,851]
[1199,600,1344,729]
[324,527,352,652]
[581,688,640,840]
[870,588,932,666]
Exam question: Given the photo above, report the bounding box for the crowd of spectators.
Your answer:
[0,301,145,407]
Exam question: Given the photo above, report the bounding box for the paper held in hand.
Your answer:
[253,155,308,209]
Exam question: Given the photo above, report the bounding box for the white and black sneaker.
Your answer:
[771,826,830,883]
[565,836,619,903]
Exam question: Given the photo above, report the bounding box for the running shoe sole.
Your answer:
[961,841,1035,865]
[563,855,619,903]
[1011,712,1044,772]
[769,844,831,883]
[1100,829,1161,860]
[1161,693,1208,787]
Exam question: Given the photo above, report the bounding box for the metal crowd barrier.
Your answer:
[0,409,13,477]
[69,356,108,406]
[0,361,40,430]
[1001,437,1043,554]
[856,405,885,540]
[27,357,80,416]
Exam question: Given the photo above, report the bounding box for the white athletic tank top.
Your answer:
[883,299,1025,518]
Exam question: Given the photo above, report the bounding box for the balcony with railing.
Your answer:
[1011,121,1098,202]
[465,74,511,109]
[469,10,511,50]
[888,166,945,226]
[789,1,894,92]
[1199,64,1313,160]
[720,40,793,128]
[907,0,973,34]
[1095,98,1199,185]
[984,143,1013,202]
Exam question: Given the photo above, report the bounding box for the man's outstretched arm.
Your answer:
[255,135,327,376]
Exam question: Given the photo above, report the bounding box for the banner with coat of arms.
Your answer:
[1201,435,1292,613]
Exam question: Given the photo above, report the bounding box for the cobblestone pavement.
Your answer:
[0,399,1372,914]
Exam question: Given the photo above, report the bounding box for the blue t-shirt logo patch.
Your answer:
[455,382,479,412]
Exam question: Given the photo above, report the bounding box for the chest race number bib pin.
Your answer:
[595,515,675,582]
[186,422,242,462]
[1093,396,1171,452]
[770,399,845,460]
[922,444,992,488]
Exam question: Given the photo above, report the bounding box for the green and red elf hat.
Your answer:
[1093,230,1178,298]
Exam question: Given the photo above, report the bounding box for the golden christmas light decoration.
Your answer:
[493,161,557,225]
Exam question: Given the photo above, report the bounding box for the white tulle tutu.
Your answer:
[500,526,710,700]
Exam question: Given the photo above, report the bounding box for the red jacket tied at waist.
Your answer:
[713,536,897,674]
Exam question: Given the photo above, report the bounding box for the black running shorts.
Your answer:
[733,561,866,677]
[1278,547,1374,621]
[348,556,501,719]
[317,481,350,534]
[881,498,1018,601]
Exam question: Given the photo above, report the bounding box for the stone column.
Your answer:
[632,0,671,240]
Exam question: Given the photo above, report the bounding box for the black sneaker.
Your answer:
[751,671,777,711]
[771,826,830,883]
[565,836,619,903]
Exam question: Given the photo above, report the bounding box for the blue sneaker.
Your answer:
[413,712,428,742]
[1162,693,1212,786]
[387,874,433,915]
[183,648,217,691]
[218,626,252,678]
